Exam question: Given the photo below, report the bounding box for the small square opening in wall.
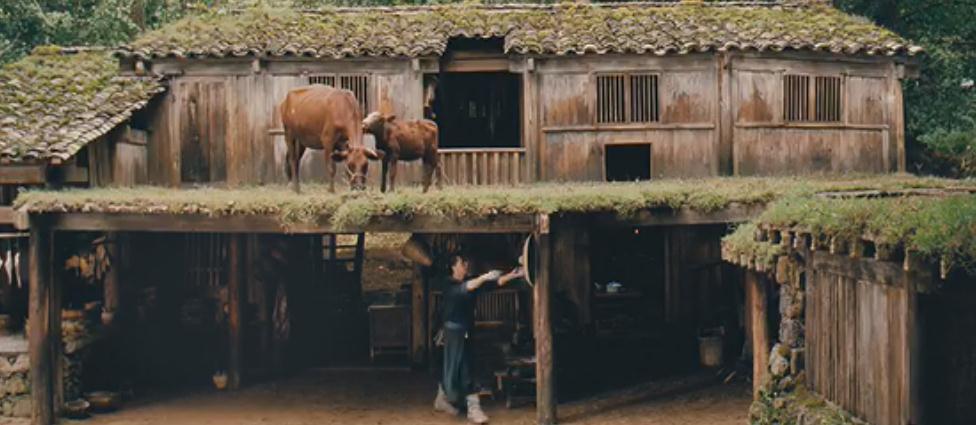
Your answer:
[605,144,651,182]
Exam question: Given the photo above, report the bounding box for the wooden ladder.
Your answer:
[322,233,365,283]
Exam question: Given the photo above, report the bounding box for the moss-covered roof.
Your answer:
[0,46,165,164]
[116,2,921,60]
[14,175,972,230]
[722,188,976,276]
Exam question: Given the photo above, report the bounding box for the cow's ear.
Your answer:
[364,148,384,160]
[385,114,397,122]
[331,149,349,161]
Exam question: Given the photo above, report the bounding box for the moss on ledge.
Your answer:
[723,186,976,272]
[14,175,973,230]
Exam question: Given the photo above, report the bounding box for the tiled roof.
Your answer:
[117,2,921,60]
[0,47,165,164]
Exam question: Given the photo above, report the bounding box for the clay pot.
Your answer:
[63,399,90,419]
[212,372,228,390]
[85,391,121,412]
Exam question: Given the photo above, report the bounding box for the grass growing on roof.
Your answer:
[723,190,976,271]
[14,175,974,230]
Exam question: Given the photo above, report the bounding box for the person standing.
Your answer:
[432,253,524,424]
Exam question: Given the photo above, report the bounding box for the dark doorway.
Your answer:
[605,144,652,182]
[426,72,521,148]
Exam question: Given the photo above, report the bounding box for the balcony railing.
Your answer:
[438,147,527,186]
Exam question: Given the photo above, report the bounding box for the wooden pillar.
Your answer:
[29,222,60,425]
[410,266,427,368]
[906,287,924,425]
[534,214,556,425]
[227,234,245,390]
[103,233,120,323]
[746,270,769,398]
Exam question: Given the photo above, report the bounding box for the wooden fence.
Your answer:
[438,148,527,186]
[806,267,913,425]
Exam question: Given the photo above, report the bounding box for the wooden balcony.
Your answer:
[438,147,527,186]
[390,147,527,187]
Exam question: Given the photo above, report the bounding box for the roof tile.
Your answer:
[0,47,165,164]
[117,3,920,60]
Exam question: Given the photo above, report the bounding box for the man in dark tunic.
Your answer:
[433,254,523,424]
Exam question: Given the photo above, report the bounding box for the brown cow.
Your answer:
[362,112,444,193]
[280,85,381,193]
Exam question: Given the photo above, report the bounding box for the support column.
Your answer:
[410,266,427,368]
[534,214,556,425]
[227,234,245,390]
[102,233,120,325]
[746,270,769,398]
[29,221,60,425]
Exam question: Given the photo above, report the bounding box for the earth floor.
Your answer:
[27,368,754,425]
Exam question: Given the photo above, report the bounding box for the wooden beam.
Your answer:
[746,270,769,399]
[592,202,766,227]
[534,214,556,425]
[45,212,537,234]
[805,250,933,291]
[227,234,245,390]
[0,165,45,184]
[28,221,59,425]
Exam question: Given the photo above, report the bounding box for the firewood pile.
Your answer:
[62,310,98,402]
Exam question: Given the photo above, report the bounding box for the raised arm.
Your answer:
[498,267,526,286]
[465,270,502,292]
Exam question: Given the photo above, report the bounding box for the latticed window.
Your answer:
[596,73,659,124]
[783,74,842,122]
[308,74,370,113]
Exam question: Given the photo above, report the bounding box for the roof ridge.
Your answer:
[286,1,807,14]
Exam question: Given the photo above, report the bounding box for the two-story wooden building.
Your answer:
[0,2,923,425]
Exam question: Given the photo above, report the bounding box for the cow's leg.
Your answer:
[286,136,303,193]
[388,154,399,193]
[422,160,434,193]
[380,159,389,193]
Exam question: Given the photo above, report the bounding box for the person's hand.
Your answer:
[507,267,525,279]
[482,270,503,281]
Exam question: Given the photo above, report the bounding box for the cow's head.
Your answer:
[332,146,383,190]
[362,111,395,136]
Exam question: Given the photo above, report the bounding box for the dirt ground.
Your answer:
[40,369,752,425]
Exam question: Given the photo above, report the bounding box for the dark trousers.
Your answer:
[441,327,473,405]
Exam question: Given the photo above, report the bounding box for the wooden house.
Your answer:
[0,2,926,425]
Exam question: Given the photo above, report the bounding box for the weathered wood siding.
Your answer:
[806,269,913,425]
[133,53,905,187]
[537,55,718,181]
[731,57,897,175]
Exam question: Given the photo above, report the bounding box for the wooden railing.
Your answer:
[438,147,527,186]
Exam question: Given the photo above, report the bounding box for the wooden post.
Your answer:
[746,270,769,398]
[410,266,427,368]
[906,288,924,425]
[29,222,60,425]
[534,214,556,425]
[103,233,120,322]
[227,234,245,390]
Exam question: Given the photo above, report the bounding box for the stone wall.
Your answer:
[0,338,30,418]
[748,257,860,425]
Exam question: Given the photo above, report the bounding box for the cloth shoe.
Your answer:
[434,385,459,415]
[466,393,489,424]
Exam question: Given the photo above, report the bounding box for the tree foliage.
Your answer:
[835,0,976,177]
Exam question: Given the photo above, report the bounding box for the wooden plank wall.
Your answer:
[138,54,903,187]
[806,268,912,425]
[537,56,718,181]
[731,57,896,175]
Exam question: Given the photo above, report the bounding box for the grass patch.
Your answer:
[723,184,976,271]
[14,175,975,231]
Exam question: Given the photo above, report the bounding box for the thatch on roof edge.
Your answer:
[0,46,166,164]
[116,2,921,60]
